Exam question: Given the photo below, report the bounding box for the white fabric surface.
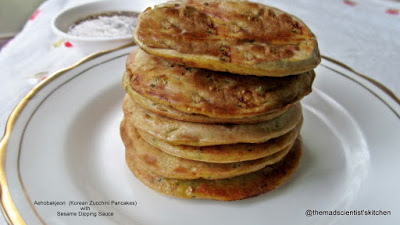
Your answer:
[0,0,399,224]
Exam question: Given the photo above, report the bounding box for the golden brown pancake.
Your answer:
[126,49,314,119]
[123,72,286,124]
[125,137,303,201]
[121,120,293,180]
[133,0,320,77]
[123,95,303,146]
[137,119,301,163]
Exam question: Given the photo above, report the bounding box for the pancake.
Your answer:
[123,72,286,124]
[121,120,293,180]
[126,49,314,119]
[133,0,320,77]
[123,95,303,146]
[125,137,302,201]
[137,119,302,163]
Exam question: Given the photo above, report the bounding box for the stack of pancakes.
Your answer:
[120,0,320,201]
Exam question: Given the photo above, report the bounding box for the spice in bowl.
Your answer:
[67,11,139,38]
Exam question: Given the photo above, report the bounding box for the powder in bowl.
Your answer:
[67,11,139,38]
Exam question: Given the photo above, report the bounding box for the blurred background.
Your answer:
[0,0,45,49]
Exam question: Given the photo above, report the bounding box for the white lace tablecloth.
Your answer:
[0,0,399,224]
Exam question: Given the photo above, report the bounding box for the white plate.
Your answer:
[1,46,399,225]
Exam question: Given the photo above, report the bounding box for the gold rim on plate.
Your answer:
[0,43,134,225]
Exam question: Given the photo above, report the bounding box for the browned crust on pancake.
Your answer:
[126,49,314,118]
[123,73,287,124]
[125,137,303,201]
[121,120,293,179]
[138,119,302,163]
[133,0,320,76]
[123,95,303,146]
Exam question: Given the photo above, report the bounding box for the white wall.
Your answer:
[0,0,45,38]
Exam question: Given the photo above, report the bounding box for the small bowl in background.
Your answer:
[51,0,150,50]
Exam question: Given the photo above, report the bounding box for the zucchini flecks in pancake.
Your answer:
[125,137,303,201]
[133,0,320,76]
[123,95,303,146]
[126,49,314,118]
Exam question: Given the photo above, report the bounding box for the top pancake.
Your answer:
[133,0,320,76]
[126,49,314,118]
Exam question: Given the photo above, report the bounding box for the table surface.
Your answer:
[0,0,399,224]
